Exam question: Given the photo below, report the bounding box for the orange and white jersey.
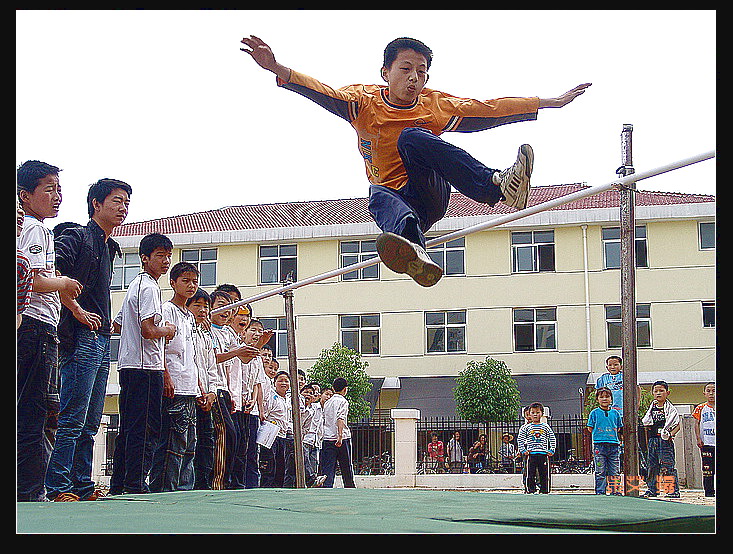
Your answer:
[278,70,540,191]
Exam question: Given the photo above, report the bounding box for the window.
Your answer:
[427,237,465,276]
[340,314,380,355]
[699,222,715,250]
[260,244,297,284]
[181,248,217,287]
[111,251,141,290]
[602,226,648,269]
[511,230,555,273]
[260,317,289,358]
[702,301,715,328]
[341,240,379,281]
[426,310,466,353]
[605,304,651,348]
[513,307,557,351]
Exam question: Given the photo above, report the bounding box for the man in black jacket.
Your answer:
[45,178,131,501]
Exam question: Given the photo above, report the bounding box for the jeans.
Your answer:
[150,395,197,492]
[44,328,110,500]
[368,127,502,248]
[304,443,319,486]
[593,442,621,495]
[230,411,247,489]
[273,435,295,488]
[320,438,356,488]
[210,390,236,490]
[646,436,680,495]
[193,404,214,490]
[244,414,261,488]
[17,316,57,502]
[109,369,163,494]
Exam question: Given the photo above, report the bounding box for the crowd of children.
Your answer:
[16,159,354,501]
[105,236,353,495]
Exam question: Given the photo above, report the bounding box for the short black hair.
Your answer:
[170,261,199,282]
[215,283,241,301]
[528,402,544,412]
[333,377,348,392]
[187,287,211,307]
[87,178,132,219]
[595,387,613,400]
[210,290,232,306]
[383,37,433,70]
[17,160,62,198]
[139,232,173,259]
[652,380,669,391]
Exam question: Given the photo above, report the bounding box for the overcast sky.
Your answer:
[16,10,716,227]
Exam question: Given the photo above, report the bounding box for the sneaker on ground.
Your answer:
[53,492,80,502]
[494,144,534,210]
[314,475,327,488]
[376,232,443,287]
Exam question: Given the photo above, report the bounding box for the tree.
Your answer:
[307,343,373,422]
[453,357,521,423]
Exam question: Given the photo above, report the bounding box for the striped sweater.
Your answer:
[518,422,556,455]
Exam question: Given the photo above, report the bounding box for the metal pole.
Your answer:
[618,124,640,496]
[212,150,715,315]
[282,283,306,488]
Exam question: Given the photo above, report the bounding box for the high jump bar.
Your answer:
[212,149,715,314]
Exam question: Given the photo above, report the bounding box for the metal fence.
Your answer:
[350,415,600,475]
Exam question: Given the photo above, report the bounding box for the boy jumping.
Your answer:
[241,35,590,286]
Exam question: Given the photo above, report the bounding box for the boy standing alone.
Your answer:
[321,378,355,488]
[518,402,555,494]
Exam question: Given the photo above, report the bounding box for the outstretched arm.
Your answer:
[539,83,592,108]
[240,35,291,82]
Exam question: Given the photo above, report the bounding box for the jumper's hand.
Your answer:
[240,35,291,81]
[539,83,592,108]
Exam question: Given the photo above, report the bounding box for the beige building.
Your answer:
[105,183,715,421]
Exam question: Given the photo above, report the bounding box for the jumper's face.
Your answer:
[382,48,428,105]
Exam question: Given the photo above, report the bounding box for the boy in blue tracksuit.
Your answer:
[587,387,624,495]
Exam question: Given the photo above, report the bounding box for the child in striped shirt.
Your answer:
[518,402,556,494]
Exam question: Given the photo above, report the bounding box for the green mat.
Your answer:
[17,489,715,534]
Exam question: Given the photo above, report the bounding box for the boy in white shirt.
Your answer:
[301,383,323,487]
[267,371,295,487]
[16,160,82,502]
[240,319,274,488]
[321,378,356,488]
[110,233,176,495]
[209,292,259,489]
[187,288,219,490]
[150,262,200,492]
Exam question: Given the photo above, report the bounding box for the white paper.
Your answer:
[256,421,279,448]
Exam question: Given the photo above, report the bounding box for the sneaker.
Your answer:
[666,492,681,499]
[493,144,534,210]
[375,232,443,287]
[80,489,105,501]
[53,492,80,502]
[641,490,658,498]
[314,475,327,488]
